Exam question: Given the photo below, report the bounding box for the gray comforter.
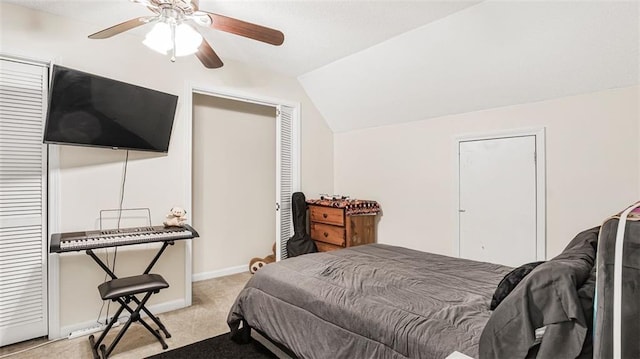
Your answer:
[228,244,511,359]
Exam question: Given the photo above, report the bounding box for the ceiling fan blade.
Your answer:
[196,39,224,69]
[204,12,284,46]
[88,17,154,39]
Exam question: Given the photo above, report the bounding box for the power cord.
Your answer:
[96,150,129,325]
[0,337,65,358]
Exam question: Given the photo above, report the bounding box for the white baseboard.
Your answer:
[58,298,186,339]
[192,264,248,282]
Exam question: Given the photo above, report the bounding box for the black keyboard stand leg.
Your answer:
[88,303,127,359]
[141,304,171,338]
[136,316,168,349]
[100,292,169,359]
[88,335,99,359]
[124,292,171,339]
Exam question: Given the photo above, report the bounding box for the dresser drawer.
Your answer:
[314,241,343,252]
[309,205,344,226]
[310,222,345,247]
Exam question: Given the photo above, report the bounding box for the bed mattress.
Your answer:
[228,244,511,359]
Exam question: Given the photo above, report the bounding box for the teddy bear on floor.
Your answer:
[249,243,276,274]
[163,206,187,227]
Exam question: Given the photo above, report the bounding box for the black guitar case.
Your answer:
[286,192,317,258]
[593,205,640,359]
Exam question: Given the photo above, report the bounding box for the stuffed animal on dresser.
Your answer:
[163,207,187,227]
[249,243,276,274]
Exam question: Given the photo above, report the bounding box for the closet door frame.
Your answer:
[183,83,300,305]
[453,127,546,262]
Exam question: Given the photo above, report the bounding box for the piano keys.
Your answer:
[49,224,199,253]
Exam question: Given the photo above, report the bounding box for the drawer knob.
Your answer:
[323,232,329,237]
[322,213,328,218]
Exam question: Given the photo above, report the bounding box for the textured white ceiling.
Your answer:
[300,0,640,132]
[3,0,481,76]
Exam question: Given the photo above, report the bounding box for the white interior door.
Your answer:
[458,135,537,267]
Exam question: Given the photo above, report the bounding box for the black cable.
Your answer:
[96,150,129,325]
[116,150,129,230]
[112,150,129,273]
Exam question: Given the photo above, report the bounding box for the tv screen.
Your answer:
[44,65,178,152]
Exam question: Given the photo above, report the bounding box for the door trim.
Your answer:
[453,127,546,261]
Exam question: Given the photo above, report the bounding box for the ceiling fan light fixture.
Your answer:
[89,1,284,69]
[174,23,202,56]
[142,21,171,54]
[142,22,202,57]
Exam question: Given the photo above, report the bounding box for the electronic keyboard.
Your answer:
[49,224,199,253]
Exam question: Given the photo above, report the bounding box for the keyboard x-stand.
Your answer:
[50,224,199,358]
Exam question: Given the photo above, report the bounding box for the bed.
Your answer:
[228,204,640,359]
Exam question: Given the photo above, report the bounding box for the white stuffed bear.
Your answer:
[163,207,187,227]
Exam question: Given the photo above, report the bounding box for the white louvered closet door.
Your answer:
[275,105,298,261]
[0,58,48,346]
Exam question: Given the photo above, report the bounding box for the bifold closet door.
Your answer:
[275,105,296,261]
[0,58,48,346]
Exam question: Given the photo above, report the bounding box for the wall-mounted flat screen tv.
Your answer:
[44,65,178,152]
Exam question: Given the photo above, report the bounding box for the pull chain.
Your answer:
[170,21,176,62]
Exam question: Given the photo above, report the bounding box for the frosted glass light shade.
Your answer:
[174,24,203,56]
[143,22,172,54]
[143,22,203,57]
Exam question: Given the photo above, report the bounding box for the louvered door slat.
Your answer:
[0,286,42,301]
[0,299,44,319]
[0,210,43,218]
[2,116,42,126]
[0,249,40,260]
[0,259,41,270]
[0,143,42,152]
[0,235,41,244]
[0,307,44,324]
[0,306,44,323]
[0,246,42,257]
[0,274,41,288]
[0,58,48,346]
[1,277,42,292]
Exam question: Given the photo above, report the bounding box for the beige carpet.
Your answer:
[0,272,252,359]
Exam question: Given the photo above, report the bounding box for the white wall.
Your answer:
[192,95,276,277]
[0,3,333,335]
[335,86,639,260]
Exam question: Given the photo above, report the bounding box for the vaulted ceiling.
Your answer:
[4,1,639,133]
[299,1,640,132]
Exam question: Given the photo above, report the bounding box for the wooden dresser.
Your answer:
[308,204,378,252]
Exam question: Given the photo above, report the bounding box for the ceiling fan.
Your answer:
[88,0,285,69]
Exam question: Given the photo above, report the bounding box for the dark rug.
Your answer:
[146,332,277,359]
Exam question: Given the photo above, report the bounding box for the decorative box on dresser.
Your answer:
[307,198,381,252]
